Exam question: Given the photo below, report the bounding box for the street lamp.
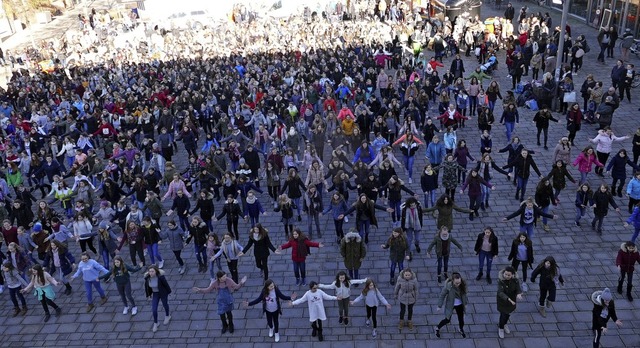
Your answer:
[553,0,570,82]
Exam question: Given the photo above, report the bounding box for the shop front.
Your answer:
[541,0,640,37]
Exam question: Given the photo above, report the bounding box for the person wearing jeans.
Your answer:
[382,228,409,285]
[140,217,164,267]
[118,221,146,267]
[144,265,172,333]
[71,252,109,312]
[2,262,29,316]
[427,226,463,284]
[474,227,499,284]
[502,149,541,202]
[99,256,140,315]
[278,228,322,286]
[496,266,523,339]
[499,103,519,143]
[401,197,423,258]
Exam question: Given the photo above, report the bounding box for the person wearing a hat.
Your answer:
[591,287,623,348]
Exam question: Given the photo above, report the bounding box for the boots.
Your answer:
[475,271,483,281]
[398,320,404,330]
[21,306,28,316]
[537,305,547,317]
[617,280,624,294]
[408,321,414,330]
[220,315,229,334]
[318,328,324,341]
[311,323,318,337]
[469,212,474,221]
[12,307,20,317]
[64,283,72,295]
[628,285,634,301]
[515,189,520,200]
[486,274,492,284]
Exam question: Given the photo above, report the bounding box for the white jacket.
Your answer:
[292,289,337,322]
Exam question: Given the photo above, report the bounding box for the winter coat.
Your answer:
[474,232,498,256]
[591,131,629,154]
[274,202,296,219]
[575,190,594,208]
[606,154,637,180]
[43,248,75,276]
[280,238,319,263]
[401,202,424,230]
[424,203,471,230]
[461,175,491,197]
[427,235,463,258]
[186,222,208,247]
[216,200,242,221]
[394,270,419,305]
[531,264,564,288]
[627,178,640,199]
[242,234,276,259]
[591,290,618,330]
[497,268,523,314]
[592,190,618,217]
[144,274,171,298]
[382,236,409,262]
[160,226,186,251]
[426,142,446,165]
[503,155,541,179]
[292,289,336,321]
[340,231,367,269]
[436,161,465,190]
[616,242,640,273]
[545,165,575,191]
[553,141,572,164]
[437,278,468,319]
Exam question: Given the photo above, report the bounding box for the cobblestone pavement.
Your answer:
[1,1,640,347]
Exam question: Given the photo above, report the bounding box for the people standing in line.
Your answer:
[70,252,109,313]
[508,233,535,293]
[381,227,410,285]
[244,279,295,343]
[435,272,468,338]
[591,184,620,235]
[496,266,524,339]
[239,224,277,281]
[278,228,324,286]
[21,264,62,322]
[394,268,419,331]
[291,281,340,342]
[426,226,463,284]
[98,255,141,316]
[193,271,247,334]
[351,278,391,338]
[615,241,640,301]
[319,271,367,326]
[474,227,499,284]
[530,256,565,317]
[591,287,623,348]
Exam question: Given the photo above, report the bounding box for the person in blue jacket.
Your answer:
[626,172,640,213]
[71,252,109,312]
[606,149,639,198]
[323,192,349,243]
[624,202,640,242]
[353,141,375,165]
[426,135,446,178]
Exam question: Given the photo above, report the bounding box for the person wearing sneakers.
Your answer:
[71,252,109,312]
[531,256,565,317]
[351,278,391,338]
[507,233,535,293]
[591,288,623,348]
[319,271,367,326]
[140,217,164,268]
[144,264,172,333]
[42,240,75,296]
[21,264,62,322]
[435,272,468,338]
[291,281,339,341]
[244,279,295,342]
[615,241,640,301]
[159,220,187,274]
[394,268,419,332]
[474,227,499,284]
[194,271,247,334]
[496,266,523,339]
[1,261,29,317]
[99,256,141,316]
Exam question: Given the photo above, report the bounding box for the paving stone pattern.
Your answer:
[1,1,640,347]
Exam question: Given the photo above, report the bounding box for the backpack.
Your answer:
[515,83,524,94]
[582,40,590,53]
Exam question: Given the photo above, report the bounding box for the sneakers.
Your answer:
[301,279,307,286]
[163,315,171,325]
[437,275,442,283]
[487,275,492,284]
[123,306,129,315]
[366,319,371,327]
[522,282,528,292]
[269,328,274,337]
[274,333,280,342]
[152,323,159,333]
[179,266,185,275]
[100,296,108,305]
[408,178,413,184]
[628,293,634,301]
[435,327,441,338]
[295,278,301,286]
[158,260,164,269]
[498,328,504,339]
[87,304,95,312]
[344,216,349,223]
[475,272,483,281]
[504,324,511,334]
[407,321,414,331]
[339,316,343,324]
[131,307,138,316]
[372,329,377,338]
[543,224,550,232]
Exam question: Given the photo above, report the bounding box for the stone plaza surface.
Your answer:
[1,1,640,347]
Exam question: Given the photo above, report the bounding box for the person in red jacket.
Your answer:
[616,241,640,301]
[437,103,469,129]
[277,228,324,287]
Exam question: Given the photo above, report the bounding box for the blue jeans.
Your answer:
[517,177,528,197]
[209,258,222,279]
[194,244,207,265]
[520,223,535,239]
[151,292,170,324]
[478,250,493,274]
[579,172,588,184]
[357,220,371,239]
[84,280,106,304]
[101,249,111,269]
[481,183,491,203]
[404,155,415,179]
[540,205,550,225]
[293,261,306,279]
[424,191,436,208]
[405,228,421,253]
[390,200,401,222]
[437,255,450,275]
[292,198,301,216]
[575,206,586,222]
[488,100,496,112]
[390,260,405,278]
[631,226,640,243]
[146,243,163,264]
[505,122,515,142]
[249,215,260,227]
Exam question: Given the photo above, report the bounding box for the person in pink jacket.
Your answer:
[573,146,604,184]
[162,173,192,201]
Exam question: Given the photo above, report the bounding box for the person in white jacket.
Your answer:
[351,279,392,338]
[291,281,339,342]
[590,127,630,176]
[319,271,367,326]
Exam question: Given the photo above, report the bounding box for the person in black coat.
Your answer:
[144,265,172,332]
[244,279,294,342]
[503,199,555,239]
[280,169,307,221]
[242,145,262,183]
[43,240,75,295]
[503,149,541,201]
[474,227,499,284]
[606,149,639,197]
[239,224,276,280]
[504,3,515,21]
[215,195,243,239]
[530,256,564,317]
[449,55,465,79]
[168,190,191,232]
[591,288,622,348]
[590,184,620,235]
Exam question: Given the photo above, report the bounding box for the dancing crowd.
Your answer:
[0,0,639,346]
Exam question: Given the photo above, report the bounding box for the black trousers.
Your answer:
[437,304,465,330]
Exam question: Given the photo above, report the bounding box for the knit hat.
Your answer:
[601,288,612,301]
[99,221,109,230]
[32,223,43,232]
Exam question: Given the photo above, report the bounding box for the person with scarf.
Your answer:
[239,224,277,281]
[400,197,423,260]
[277,228,324,287]
[211,232,243,284]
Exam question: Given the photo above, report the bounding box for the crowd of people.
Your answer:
[0,0,638,346]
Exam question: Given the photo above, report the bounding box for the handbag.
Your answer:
[563,91,576,103]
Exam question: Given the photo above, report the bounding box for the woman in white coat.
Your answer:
[291,281,339,342]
